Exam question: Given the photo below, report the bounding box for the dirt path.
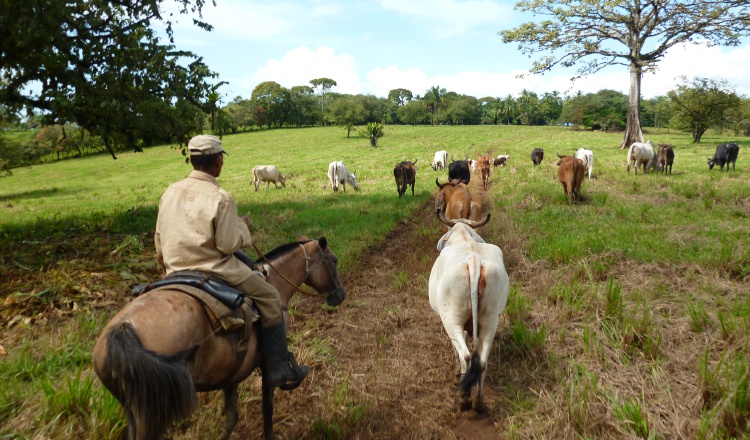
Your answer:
[214,182,505,439]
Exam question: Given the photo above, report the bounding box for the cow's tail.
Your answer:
[458,256,483,395]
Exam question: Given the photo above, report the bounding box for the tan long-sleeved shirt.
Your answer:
[154,170,253,285]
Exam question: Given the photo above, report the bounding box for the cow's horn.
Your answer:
[436,210,455,226]
[435,177,444,188]
[557,152,564,158]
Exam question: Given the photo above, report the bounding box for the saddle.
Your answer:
[131,251,264,352]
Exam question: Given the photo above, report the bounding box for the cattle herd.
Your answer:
[242,140,740,414]
[250,141,739,208]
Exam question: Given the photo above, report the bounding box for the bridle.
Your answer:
[252,240,340,297]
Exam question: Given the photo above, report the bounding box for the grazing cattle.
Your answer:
[327,161,359,192]
[435,179,483,229]
[476,154,492,190]
[448,158,471,184]
[657,144,675,175]
[466,159,476,172]
[432,150,448,171]
[251,165,287,191]
[708,142,739,171]
[556,153,585,204]
[573,148,594,179]
[530,148,544,166]
[627,140,658,174]
[493,155,509,167]
[393,159,418,197]
[429,212,509,412]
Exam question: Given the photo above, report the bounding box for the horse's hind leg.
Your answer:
[126,407,137,440]
[221,385,239,440]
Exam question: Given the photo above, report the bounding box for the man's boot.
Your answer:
[260,323,309,390]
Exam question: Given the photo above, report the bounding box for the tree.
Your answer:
[0,0,219,159]
[327,95,368,137]
[444,95,482,125]
[516,89,540,125]
[668,77,741,143]
[310,78,337,117]
[250,81,291,128]
[500,95,518,125]
[397,101,431,125]
[360,122,384,147]
[388,89,414,107]
[501,0,750,148]
[424,86,448,125]
[480,97,502,125]
[539,92,563,125]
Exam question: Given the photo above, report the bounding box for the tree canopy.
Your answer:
[668,77,741,143]
[500,0,750,148]
[0,0,219,158]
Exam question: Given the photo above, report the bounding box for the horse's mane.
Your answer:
[255,240,313,263]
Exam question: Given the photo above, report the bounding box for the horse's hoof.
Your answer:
[459,398,472,412]
[473,401,487,412]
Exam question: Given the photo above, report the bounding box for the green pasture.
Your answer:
[2,125,750,439]
[2,125,748,271]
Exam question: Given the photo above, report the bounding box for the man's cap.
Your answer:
[188,135,228,156]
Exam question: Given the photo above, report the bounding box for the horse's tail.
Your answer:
[104,322,197,439]
[458,256,483,395]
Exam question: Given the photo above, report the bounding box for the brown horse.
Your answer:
[93,236,346,440]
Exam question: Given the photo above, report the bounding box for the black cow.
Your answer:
[708,143,739,171]
[393,159,417,197]
[531,148,544,166]
[448,158,471,184]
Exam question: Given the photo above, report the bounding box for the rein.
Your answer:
[251,241,327,297]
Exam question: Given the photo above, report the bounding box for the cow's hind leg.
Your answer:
[221,385,239,440]
[446,326,472,410]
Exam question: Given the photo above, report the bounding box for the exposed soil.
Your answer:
[183,180,509,439]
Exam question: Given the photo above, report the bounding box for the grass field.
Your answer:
[1,125,749,439]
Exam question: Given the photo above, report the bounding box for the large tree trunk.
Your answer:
[620,63,645,149]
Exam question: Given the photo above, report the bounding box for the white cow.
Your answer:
[432,150,448,171]
[429,213,509,412]
[627,140,657,174]
[468,159,477,172]
[251,165,286,191]
[574,148,594,179]
[327,161,359,192]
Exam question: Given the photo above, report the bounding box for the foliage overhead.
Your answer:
[0,0,220,158]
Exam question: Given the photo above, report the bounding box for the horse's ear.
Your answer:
[318,237,328,250]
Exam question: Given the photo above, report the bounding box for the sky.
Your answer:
[163,0,750,103]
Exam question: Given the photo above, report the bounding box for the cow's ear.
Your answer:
[437,231,452,251]
[318,237,328,250]
[469,230,486,244]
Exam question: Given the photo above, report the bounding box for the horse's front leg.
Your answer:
[221,385,239,440]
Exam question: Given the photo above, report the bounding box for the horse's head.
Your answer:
[301,236,346,306]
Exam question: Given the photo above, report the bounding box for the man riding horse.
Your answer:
[154,134,308,391]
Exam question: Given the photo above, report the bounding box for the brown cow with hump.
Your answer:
[434,178,483,230]
[556,153,585,204]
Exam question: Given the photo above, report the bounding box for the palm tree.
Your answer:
[424,86,447,126]
[500,95,517,125]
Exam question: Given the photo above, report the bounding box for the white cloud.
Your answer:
[248,46,362,94]
[380,0,512,36]
[168,0,340,41]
